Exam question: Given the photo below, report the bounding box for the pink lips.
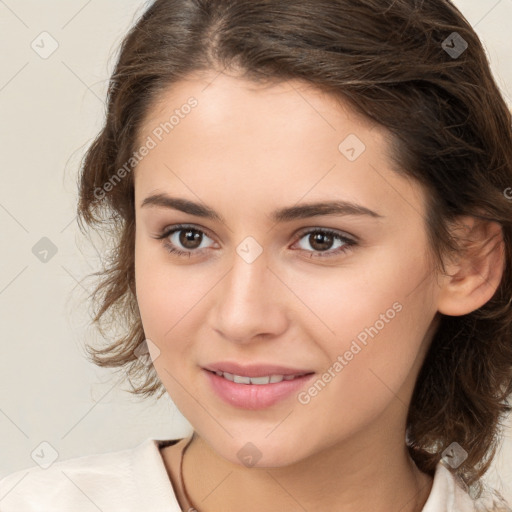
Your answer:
[202,362,315,410]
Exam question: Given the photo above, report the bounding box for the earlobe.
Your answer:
[436,216,505,317]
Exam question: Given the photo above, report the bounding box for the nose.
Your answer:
[209,244,289,344]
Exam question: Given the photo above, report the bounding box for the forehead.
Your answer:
[139,71,377,145]
[133,72,426,222]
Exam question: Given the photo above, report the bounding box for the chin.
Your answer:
[208,434,311,469]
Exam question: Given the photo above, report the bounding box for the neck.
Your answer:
[179,422,433,512]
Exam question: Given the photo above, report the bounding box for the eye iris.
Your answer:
[179,229,202,249]
[310,232,333,251]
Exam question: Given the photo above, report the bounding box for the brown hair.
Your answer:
[76,0,512,500]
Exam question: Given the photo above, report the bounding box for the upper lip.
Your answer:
[203,362,315,377]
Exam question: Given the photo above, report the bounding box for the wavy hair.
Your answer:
[76,0,512,500]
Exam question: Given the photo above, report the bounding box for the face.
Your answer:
[133,71,442,467]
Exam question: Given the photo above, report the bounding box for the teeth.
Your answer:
[213,371,307,385]
[233,374,252,384]
[249,376,273,384]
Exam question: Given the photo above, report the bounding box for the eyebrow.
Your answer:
[140,193,384,223]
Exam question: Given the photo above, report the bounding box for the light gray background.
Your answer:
[1,0,511,503]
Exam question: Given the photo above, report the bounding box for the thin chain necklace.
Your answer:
[178,431,200,512]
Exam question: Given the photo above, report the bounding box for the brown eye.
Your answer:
[293,228,356,259]
[178,228,203,250]
[307,231,335,251]
[155,224,215,257]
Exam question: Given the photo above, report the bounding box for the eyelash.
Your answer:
[154,223,357,260]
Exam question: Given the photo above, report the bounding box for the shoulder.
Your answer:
[422,462,512,512]
[0,442,138,511]
[0,438,182,512]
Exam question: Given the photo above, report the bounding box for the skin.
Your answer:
[132,70,504,512]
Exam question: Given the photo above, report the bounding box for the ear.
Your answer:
[437,215,506,316]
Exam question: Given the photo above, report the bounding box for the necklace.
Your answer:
[178,431,200,512]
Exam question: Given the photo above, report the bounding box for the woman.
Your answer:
[1,0,511,510]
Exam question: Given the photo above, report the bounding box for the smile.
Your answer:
[209,370,311,385]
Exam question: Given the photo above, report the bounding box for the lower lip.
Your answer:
[203,369,315,410]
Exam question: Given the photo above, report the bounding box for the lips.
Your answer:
[203,369,316,410]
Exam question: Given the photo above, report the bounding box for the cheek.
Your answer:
[292,301,432,444]
[134,239,192,347]
[134,239,219,375]
[135,268,196,345]
[287,239,430,347]
[134,255,202,403]
[293,242,434,406]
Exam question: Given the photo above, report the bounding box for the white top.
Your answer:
[0,438,509,511]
